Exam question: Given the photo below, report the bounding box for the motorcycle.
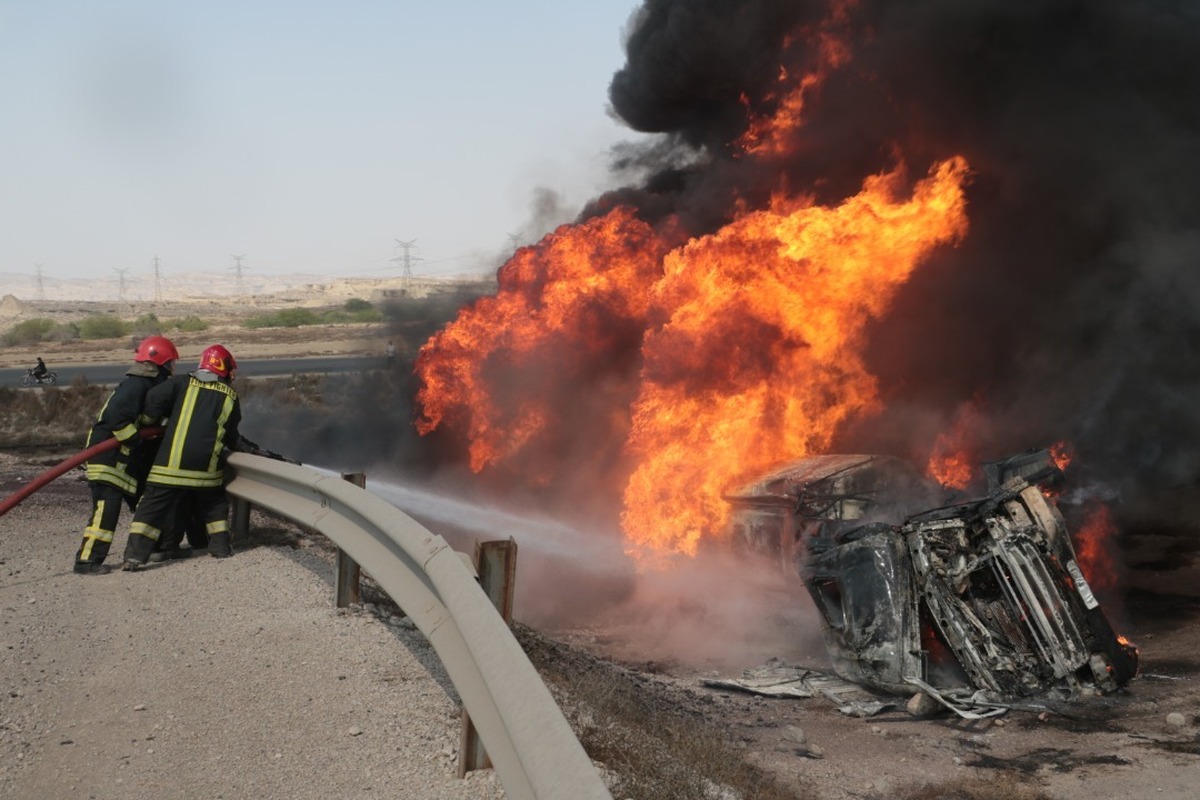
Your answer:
[20,369,58,387]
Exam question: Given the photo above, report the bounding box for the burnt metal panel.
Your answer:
[727,450,1139,703]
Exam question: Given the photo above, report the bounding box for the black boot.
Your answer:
[207,531,232,558]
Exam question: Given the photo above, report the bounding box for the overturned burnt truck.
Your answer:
[725,450,1139,710]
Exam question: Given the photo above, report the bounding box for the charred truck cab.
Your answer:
[725,450,1138,703]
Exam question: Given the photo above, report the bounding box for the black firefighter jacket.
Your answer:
[84,361,170,496]
[143,370,242,489]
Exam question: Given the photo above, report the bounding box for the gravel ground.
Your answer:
[0,457,510,800]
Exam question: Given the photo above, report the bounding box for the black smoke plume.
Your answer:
[603,0,1200,508]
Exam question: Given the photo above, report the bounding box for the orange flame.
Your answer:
[622,158,970,557]
[925,400,987,490]
[415,208,678,477]
[417,160,969,559]
[1050,440,1075,472]
[737,1,857,158]
[418,161,969,559]
[1073,503,1120,593]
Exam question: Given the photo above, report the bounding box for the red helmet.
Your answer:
[134,335,179,367]
[199,344,237,377]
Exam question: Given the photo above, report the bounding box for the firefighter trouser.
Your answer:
[75,482,137,568]
[124,484,231,565]
[161,492,211,552]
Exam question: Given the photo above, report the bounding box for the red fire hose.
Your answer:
[0,426,163,519]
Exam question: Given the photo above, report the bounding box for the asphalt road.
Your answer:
[2,355,385,388]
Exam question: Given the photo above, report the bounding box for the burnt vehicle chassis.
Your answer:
[725,451,1138,704]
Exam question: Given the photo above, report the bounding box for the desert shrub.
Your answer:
[343,298,372,312]
[2,318,55,346]
[45,323,81,343]
[242,306,381,328]
[172,315,208,332]
[243,308,320,328]
[343,306,383,323]
[77,314,130,340]
[319,307,383,324]
[130,313,163,339]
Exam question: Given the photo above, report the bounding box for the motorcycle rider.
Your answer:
[31,357,48,381]
[73,335,179,574]
[122,344,243,570]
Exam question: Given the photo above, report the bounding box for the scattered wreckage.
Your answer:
[723,449,1139,717]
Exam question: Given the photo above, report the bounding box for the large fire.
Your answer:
[417,159,969,559]
[622,159,968,556]
[414,0,981,562]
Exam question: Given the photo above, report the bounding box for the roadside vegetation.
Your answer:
[1,285,494,348]
[242,298,383,328]
[1,312,208,347]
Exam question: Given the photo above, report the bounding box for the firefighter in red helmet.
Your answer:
[122,344,243,569]
[73,335,179,573]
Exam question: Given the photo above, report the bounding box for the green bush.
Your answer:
[243,308,320,328]
[343,298,372,312]
[345,306,382,323]
[45,323,80,343]
[318,308,383,324]
[77,314,130,340]
[1,318,55,346]
[130,313,162,339]
[169,315,208,332]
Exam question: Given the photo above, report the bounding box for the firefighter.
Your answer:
[73,335,179,574]
[121,344,244,570]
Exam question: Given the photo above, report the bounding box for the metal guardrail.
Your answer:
[224,453,612,800]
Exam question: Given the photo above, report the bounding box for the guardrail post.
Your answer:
[458,538,518,777]
[231,497,250,539]
[335,472,364,608]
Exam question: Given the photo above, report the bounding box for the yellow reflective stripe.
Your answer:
[81,527,115,542]
[112,422,138,441]
[147,466,223,488]
[89,500,105,530]
[206,519,229,534]
[84,395,116,449]
[80,501,114,560]
[128,522,162,541]
[85,464,138,494]
[138,413,158,426]
[209,393,236,472]
[167,381,201,468]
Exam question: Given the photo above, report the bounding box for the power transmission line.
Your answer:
[34,263,45,301]
[113,268,130,303]
[230,254,248,295]
[153,256,163,303]
[392,239,423,278]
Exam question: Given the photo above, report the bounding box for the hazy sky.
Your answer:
[0,1,645,284]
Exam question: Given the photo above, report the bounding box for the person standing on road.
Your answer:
[121,344,243,570]
[386,339,396,368]
[73,335,179,574]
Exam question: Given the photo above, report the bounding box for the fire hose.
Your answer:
[0,426,163,519]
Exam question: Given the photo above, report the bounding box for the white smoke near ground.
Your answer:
[306,464,825,670]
